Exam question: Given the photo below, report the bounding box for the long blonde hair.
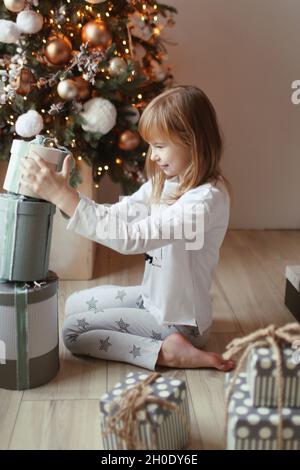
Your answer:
[138,85,233,205]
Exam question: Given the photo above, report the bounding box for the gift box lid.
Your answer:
[248,346,300,376]
[285,265,300,292]
[100,371,187,426]
[0,270,59,305]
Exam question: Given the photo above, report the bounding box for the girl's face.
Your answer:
[148,137,191,182]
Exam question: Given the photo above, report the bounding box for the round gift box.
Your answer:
[0,193,56,282]
[0,271,59,390]
[3,139,73,199]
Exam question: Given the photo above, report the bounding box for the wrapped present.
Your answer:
[99,371,190,450]
[246,345,300,408]
[0,193,56,281]
[284,265,300,322]
[3,135,74,199]
[225,372,300,450]
[0,271,59,390]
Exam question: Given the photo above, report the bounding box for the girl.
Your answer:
[20,85,235,372]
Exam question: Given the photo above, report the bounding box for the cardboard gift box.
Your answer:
[0,193,56,282]
[100,371,190,450]
[284,265,300,322]
[3,136,73,199]
[225,372,300,450]
[0,271,59,390]
[246,345,300,408]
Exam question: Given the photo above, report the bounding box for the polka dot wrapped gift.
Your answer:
[225,372,300,450]
[246,345,300,408]
[99,371,190,450]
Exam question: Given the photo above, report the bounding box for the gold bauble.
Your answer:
[57,79,78,100]
[81,19,112,49]
[72,76,91,100]
[118,130,141,151]
[4,0,25,12]
[45,37,72,65]
[108,57,127,77]
[12,68,35,96]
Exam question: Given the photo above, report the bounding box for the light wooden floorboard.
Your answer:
[1,230,299,450]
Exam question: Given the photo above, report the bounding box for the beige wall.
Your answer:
[164,0,300,228]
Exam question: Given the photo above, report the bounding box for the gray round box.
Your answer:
[0,271,59,390]
[0,192,56,282]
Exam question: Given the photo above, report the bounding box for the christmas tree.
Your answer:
[0,0,177,194]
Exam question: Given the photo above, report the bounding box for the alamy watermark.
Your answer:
[95,198,206,250]
[291,80,300,104]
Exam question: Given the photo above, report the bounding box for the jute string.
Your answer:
[102,370,190,450]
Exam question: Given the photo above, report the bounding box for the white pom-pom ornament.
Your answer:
[4,0,25,13]
[15,110,44,138]
[80,97,117,134]
[16,11,44,34]
[0,19,21,44]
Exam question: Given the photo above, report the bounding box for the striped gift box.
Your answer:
[0,271,59,390]
[246,346,300,408]
[225,372,300,450]
[100,371,190,450]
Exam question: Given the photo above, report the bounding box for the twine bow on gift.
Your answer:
[102,371,189,450]
[223,322,300,450]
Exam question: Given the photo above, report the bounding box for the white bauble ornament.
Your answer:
[15,110,44,138]
[16,11,43,34]
[57,79,78,100]
[108,57,127,77]
[0,19,21,44]
[85,0,107,3]
[4,0,25,12]
[80,97,117,134]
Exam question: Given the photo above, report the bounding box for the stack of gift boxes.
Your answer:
[225,344,300,450]
[0,135,72,390]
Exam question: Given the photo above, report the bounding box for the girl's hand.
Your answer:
[20,152,80,217]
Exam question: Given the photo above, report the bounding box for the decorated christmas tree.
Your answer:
[0,0,177,194]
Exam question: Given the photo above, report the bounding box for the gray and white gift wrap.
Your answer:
[0,193,56,281]
[225,372,300,450]
[246,346,300,408]
[100,371,190,450]
[0,271,59,390]
[3,135,74,199]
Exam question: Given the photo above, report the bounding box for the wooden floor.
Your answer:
[1,230,299,450]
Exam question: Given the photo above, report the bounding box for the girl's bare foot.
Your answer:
[156,332,235,371]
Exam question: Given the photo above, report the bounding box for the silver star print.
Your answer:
[129,344,141,358]
[86,296,98,311]
[99,336,112,352]
[115,289,126,302]
[116,318,130,333]
[76,318,89,331]
[151,330,163,342]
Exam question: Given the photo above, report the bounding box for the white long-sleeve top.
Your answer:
[64,175,230,334]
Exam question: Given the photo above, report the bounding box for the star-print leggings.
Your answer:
[62,284,212,371]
